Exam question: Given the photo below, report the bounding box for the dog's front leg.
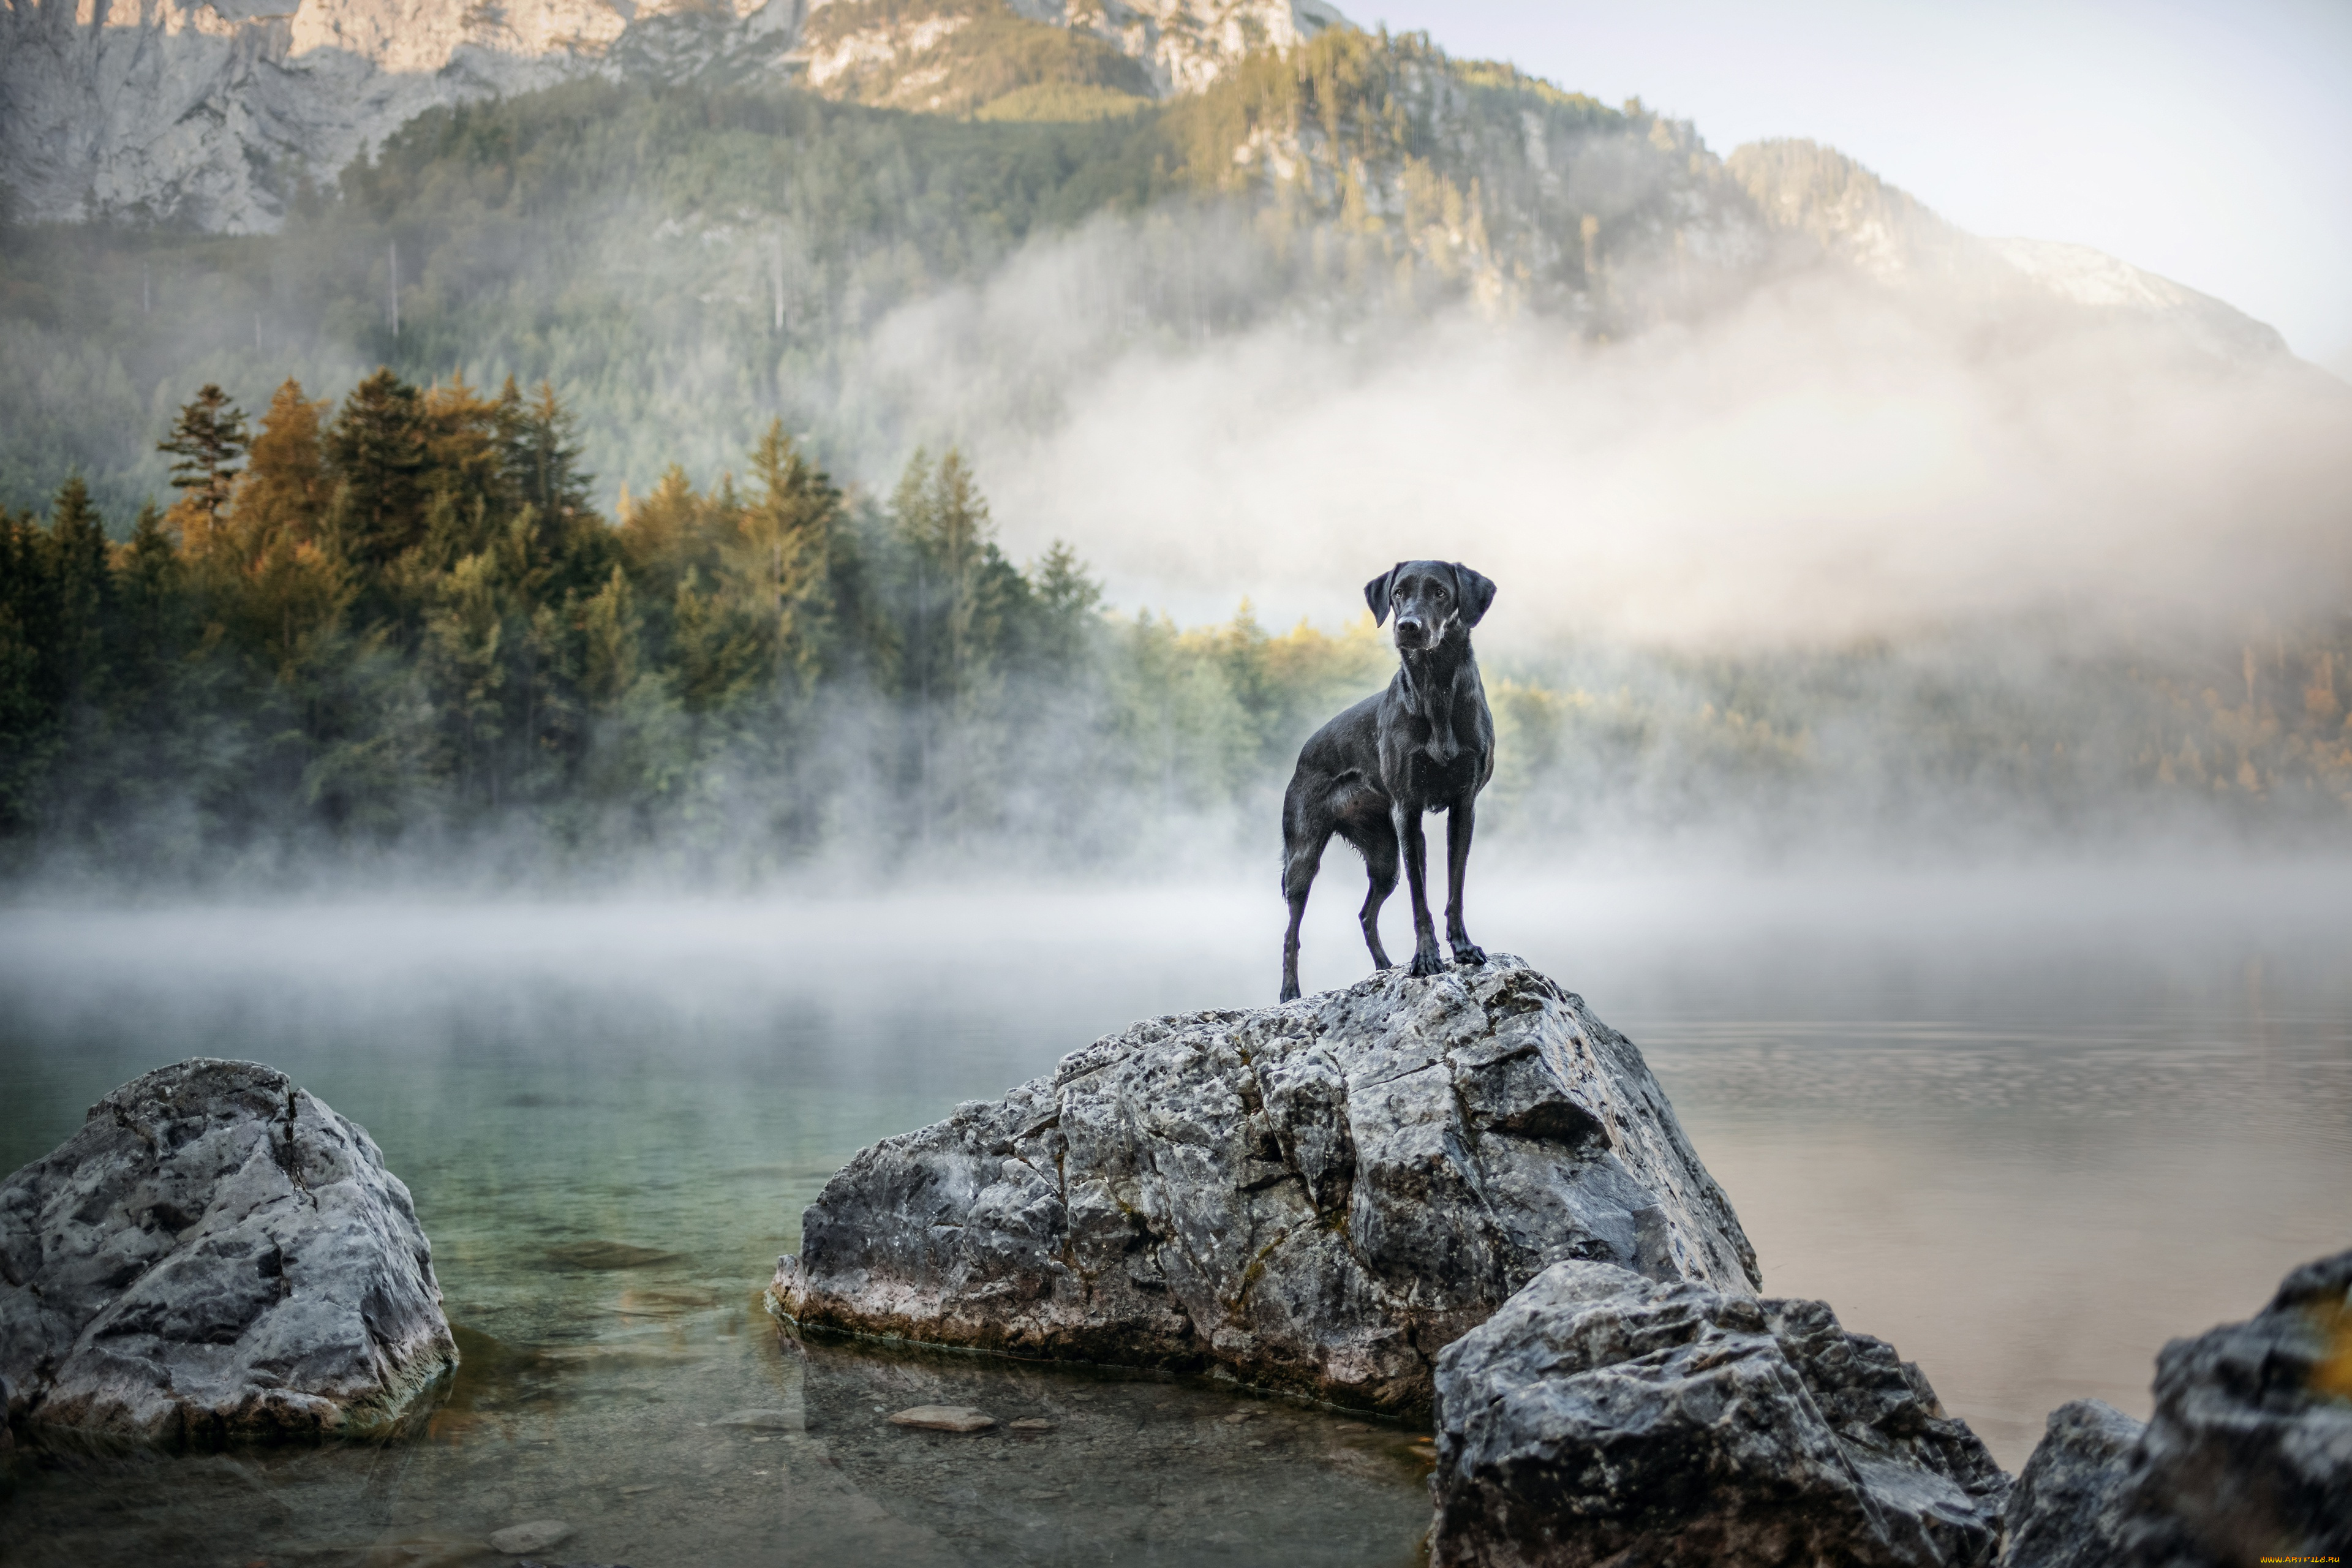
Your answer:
[1445,797,1486,967]
[1393,802,1445,977]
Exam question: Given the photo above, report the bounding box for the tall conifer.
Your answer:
[158,385,250,552]
[325,368,428,571]
[46,476,114,709]
[233,380,332,560]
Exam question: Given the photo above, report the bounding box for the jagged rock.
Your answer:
[2001,1399,2143,1568]
[1429,1261,2010,1568]
[0,1058,456,1444]
[770,956,1756,1414]
[2003,1247,2352,1567]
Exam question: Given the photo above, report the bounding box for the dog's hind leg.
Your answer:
[1356,822,1398,971]
[1444,797,1486,966]
[1280,831,1328,1003]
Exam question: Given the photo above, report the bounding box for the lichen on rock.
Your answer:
[770,956,1756,1413]
[0,1058,457,1445]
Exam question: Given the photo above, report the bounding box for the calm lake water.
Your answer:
[2,862,2347,1566]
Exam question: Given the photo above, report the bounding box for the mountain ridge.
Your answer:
[0,0,2291,363]
[0,0,1344,230]
[0,20,2315,533]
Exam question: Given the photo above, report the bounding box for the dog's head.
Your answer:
[1365,560,1496,652]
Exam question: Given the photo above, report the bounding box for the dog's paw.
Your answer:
[1452,944,1487,967]
[1408,949,1446,978]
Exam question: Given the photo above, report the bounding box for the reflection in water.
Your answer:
[0,866,2346,1564]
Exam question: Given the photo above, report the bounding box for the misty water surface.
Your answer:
[1,862,2347,1565]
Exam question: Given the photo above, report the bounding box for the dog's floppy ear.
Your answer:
[1364,563,1403,627]
[1452,563,1496,627]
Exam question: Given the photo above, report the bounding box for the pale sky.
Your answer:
[1363,0,2352,375]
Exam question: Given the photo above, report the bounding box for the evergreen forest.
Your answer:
[5,369,2350,887]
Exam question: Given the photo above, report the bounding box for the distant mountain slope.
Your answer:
[1727,138,2286,358]
[0,0,1344,230]
[0,25,2313,528]
[0,29,1793,513]
[0,0,2294,375]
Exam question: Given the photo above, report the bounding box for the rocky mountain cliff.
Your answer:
[2,0,2284,362]
[0,0,1344,230]
[0,17,2302,525]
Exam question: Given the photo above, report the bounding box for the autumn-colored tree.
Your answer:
[232,380,333,554]
[197,380,352,680]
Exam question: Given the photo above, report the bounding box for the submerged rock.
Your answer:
[1430,1261,2010,1568]
[2003,1247,2352,1567]
[771,957,1755,1413]
[0,1058,456,1444]
[487,1518,573,1555]
[888,1404,998,1433]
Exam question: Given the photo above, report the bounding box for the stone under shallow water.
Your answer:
[1428,1260,2010,1568]
[0,1057,456,1444]
[771,956,1757,1413]
[2002,1246,2352,1568]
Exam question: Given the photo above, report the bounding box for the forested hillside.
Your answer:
[5,368,2348,885]
[0,369,1404,880]
[0,28,1749,524]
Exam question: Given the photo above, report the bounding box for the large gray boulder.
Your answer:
[771,957,1756,1414]
[0,1058,456,1444]
[1430,1261,2010,1568]
[2003,1247,2352,1567]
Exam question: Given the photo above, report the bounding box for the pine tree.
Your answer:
[737,420,842,682]
[0,507,55,831]
[45,476,114,710]
[1031,539,1103,671]
[110,501,189,712]
[325,368,429,575]
[417,374,513,570]
[158,385,250,552]
[500,378,594,525]
[925,448,993,702]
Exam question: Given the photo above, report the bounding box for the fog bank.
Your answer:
[863,223,2352,647]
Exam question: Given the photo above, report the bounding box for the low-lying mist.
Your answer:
[870,213,2352,649]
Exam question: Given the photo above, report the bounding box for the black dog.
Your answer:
[1279,560,1497,1002]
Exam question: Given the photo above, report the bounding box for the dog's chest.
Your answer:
[1398,737,1485,802]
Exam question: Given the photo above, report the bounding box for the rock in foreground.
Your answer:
[0,1058,456,1443]
[1430,1261,2010,1568]
[772,957,1756,1413]
[2003,1246,2352,1567]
